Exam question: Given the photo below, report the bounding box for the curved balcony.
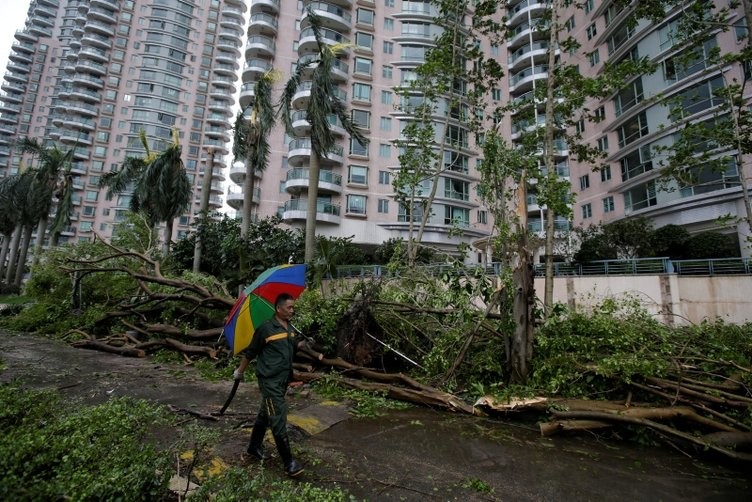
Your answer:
[507,20,548,50]
[205,127,231,143]
[222,5,245,20]
[82,32,111,49]
[4,72,28,85]
[298,27,349,55]
[507,0,548,28]
[14,30,37,44]
[213,62,238,77]
[395,2,439,20]
[284,167,343,194]
[251,0,280,14]
[210,74,238,91]
[291,80,347,109]
[245,35,276,58]
[79,46,109,64]
[71,74,104,89]
[249,12,278,36]
[217,35,242,56]
[29,25,53,38]
[508,41,552,72]
[84,20,115,37]
[290,110,346,136]
[288,138,344,167]
[76,60,107,76]
[0,92,22,104]
[1,81,24,94]
[282,198,341,224]
[59,130,93,146]
[297,55,349,82]
[224,0,249,10]
[239,82,255,108]
[66,102,99,117]
[243,58,272,81]
[226,185,261,211]
[220,13,244,30]
[0,101,21,114]
[301,2,352,33]
[63,116,97,131]
[208,99,233,115]
[0,112,18,124]
[201,139,230,156]
[11,41,35,54]
[89,6,117,23]
[8,51,32,65]
[509,64,548,94]
[7,61,30,74]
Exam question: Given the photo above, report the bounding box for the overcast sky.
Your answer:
[0,2,31,77]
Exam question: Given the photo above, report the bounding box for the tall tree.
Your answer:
[233,70,278,240]
[100,129,191,255]
[279,7,368,263]
[392,0,503,267]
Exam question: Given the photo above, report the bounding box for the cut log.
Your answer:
[540,420,614,436]
[164,338,217,359]
[71,340,146,358]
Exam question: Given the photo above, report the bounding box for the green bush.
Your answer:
[0,386,172,500]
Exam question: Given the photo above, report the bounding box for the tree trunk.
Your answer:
[32,216,48,267]
[304,151,321,263]
[162,219,174,256]
[3,225,22,285]
[0,232,11,284]
[240,147,256,240]
[13,225,33,288]
[511,169,535,383]
[542,0,560,318]
[193,149,214,273]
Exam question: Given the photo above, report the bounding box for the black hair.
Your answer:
[275,293,294,309]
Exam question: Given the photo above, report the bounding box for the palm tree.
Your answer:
[16,138,76,255]
[0,171,42,288]
[100,129,191,255]
[233,70,278,239]
[279,7,368,263]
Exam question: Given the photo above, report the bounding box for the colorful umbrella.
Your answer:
[222,263,307,355]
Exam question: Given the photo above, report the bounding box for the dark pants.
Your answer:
[253,372,289,441]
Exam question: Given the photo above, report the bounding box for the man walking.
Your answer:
[233,292,305,477]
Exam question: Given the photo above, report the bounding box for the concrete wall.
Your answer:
[536,275,752,326]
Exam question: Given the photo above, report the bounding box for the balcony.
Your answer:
[71,74,104,89]
[243,58,272,81]
[76,60,107,76]
[282,198,341,224]
[84,20,115,37]
[507,0,548,28]
[297,55,349,82]
[14,30,37,44]
[0,92,22,104]
[8,51,32,65]
[301,2,352,33]
[213,62,238,76]
[249,12,278,36]
[291,80,347,108]
[508,41,552,72]
[239,82,255,108]
[4,72,28,84]
[288,138,344,167]
[79,46,109,63]
[217,35,242,55]
[284,167,343,194]
[7,61,31,74]
[66,102,99,116]
[210,75,237,92]
[290,110,346,136]
[1,81,24,94]
[29,25,53,38]
[509,64,548,94]
[82,32,111,49]
[298,27,349,55]
[204,125,231,142]
[88,7,117,23]
[251,0,280,14]
[245,35,276,58]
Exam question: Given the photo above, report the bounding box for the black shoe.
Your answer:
[284,458,304,477]
[246,444,271,461]
[274,434,305,477]
[247,424,270,460]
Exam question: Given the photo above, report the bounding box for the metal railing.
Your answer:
[334,257,752,279]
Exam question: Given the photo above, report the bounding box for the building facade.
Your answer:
[565,0,751,256]
[0,0,246,244]
[234,0,496,261]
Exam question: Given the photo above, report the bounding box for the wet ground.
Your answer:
[1,330,749,501]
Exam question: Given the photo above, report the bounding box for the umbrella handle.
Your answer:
[217,379,240,416]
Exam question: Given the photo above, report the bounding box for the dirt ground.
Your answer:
[1,330,750,501]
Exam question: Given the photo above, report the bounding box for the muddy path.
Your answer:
[1,330,749,501]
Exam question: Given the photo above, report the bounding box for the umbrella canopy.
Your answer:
[222,264,307,355]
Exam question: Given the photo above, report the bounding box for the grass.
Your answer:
[0,295,32,305]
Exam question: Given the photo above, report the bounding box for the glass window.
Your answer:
[379,143,391,158]
[381,90,392,105]
[601,165,612,182]
[355,32,374,50]
[579,174,590,190]
[380,117,392,131]
[383,41,394,54]
[378,170,390,184]
[603,196,615,213]
[382,65,393,79]
[357,9,374,26]
[581,203,592,219]
[348,165,368,185]
[354,57,373,75]
[352,83,371,102]
[351,109,370,129]
[347,194,367,215]
[378,198,389,213]
[350,138,368,156]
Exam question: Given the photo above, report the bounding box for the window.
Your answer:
[352,83,371,102]
[477,210,487,224]
[378,170,390,184]
[576,119,585,135]
[347,194,367,215]
[350,137,368,156]
[381,90,392,105]
[603,196,615,213]
[444,206,469,226]
[351,109,370,129]
[624,181,657,212]
[565,16,575,32]
[617,111,648,148]
[663,38,718,83]
[585,0,594,13]
[445,179,469,201]
[379,143,391,158]
[82,205,96,217]
[382,65,393,79]
[380,117,392,131]
[670,76,724,118]
[594,106,605,121]
[582,203,592,219]
[597,136,609,152]
[85,190,99,202]
[357,8,374,26]
[355,32,374,50]
[385,0,394,6]
[600,165,612,182]
[620,145,653,181]
[383,41,394,54]
[579,174,590,190]
[614,78,644,117]
[348,165,368,185]
[588,49,600,66]
[586,24,597,40]
[354,57,373,75]
[384,18,394,31]
[377,198,389,213]
[491,88,501,101]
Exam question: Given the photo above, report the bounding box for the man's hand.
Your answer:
[232,368,243,381]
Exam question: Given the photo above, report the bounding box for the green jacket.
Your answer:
[241,317,298,380]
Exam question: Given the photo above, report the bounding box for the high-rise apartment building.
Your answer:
[564,0,751,256]
[234,0,496,261]
[0,0,246,243]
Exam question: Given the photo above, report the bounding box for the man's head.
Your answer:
[274,293,295,321]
